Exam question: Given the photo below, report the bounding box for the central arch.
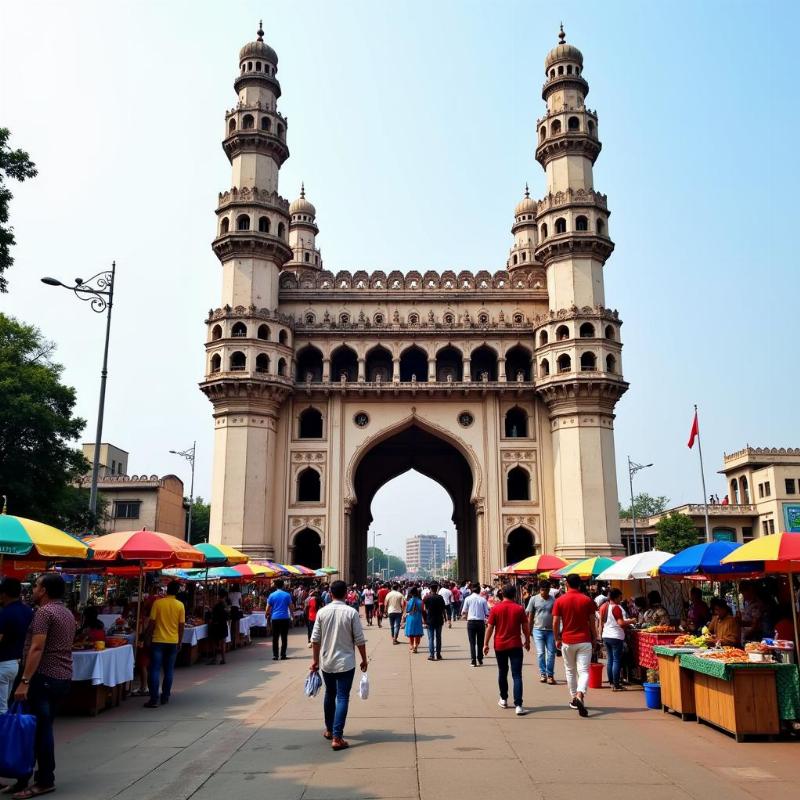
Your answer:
[349,424,478,582]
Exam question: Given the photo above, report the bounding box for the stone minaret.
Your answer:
[533,27,628,558]
[285,183,323,271]
[202,23,294,556]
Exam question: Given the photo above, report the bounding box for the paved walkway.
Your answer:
[44,623,798,800]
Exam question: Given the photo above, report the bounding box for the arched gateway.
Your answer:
[202,25,629,582]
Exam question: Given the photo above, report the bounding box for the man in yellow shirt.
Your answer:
[143,581,185,708]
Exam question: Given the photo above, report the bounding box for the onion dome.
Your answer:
[289,183,316,217]
[239,21,278,66]
[514,184,537,217]
[544,24,583,71]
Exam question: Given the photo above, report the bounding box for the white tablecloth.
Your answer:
[99,613,122,630]
[183,625,208,645]
[72,645,134,686]
[246,611,267,627]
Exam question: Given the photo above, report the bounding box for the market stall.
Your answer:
[64,643,135,716]
[630,629,682,671]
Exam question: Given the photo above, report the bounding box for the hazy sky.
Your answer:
[1,1,797,559]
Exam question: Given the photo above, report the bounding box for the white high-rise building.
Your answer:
[405,535,446,574]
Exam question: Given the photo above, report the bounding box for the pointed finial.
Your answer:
[300,182,305,199]
[524,183,530,198]
[558,23,566,44]
[257,21,264,42]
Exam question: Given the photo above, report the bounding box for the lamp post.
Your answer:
[627,456,653,554]
[369,531,382,577]
[42,263,116,532]
[169,442,196,542]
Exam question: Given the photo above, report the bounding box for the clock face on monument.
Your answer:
[458,412,474,428]
[354,412,369,428]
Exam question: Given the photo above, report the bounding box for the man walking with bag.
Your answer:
[0,578,33,714]
[552,573,598,717]
[310,580,368,752]
[9,573,76,799]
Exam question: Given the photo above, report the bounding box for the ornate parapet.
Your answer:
[536,373,628,416]
[533,304,619,328]
[217,186,290,213]
[206,304,294,327]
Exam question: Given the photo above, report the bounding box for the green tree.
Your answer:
[654,512,700,554]
[0,313,89,527]
[187,496,211,544]
[366,546,406,579]
[619,492,670,519]
[0,128,38,292]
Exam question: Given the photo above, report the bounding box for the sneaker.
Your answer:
[436,654,443,660]
[477,660,483,666]
[515,706,526,716]
[498,698,508,709]
[568,699,578,710]
[547,676,556,685]
[471,660,477,667]
[574,695,588,717]
[539,675,547,683]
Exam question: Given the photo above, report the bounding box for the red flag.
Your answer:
[687,410,699,449]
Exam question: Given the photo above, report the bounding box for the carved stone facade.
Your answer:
[201,26,629,580]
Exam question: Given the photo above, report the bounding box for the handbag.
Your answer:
[304,670,322,698]
[0,703,37,779]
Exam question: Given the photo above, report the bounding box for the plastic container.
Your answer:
[588,662,604,689]
[643,682,661,709]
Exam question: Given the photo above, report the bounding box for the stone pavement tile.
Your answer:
[188,769,311,800]
[414,716,504,759]
[139,719,225,748]
[540,784,685,800]
[411,692,493,718]
[86,745,183,775]
[419,757,539,797]
[735,781,800,800]
[304,765,418,799]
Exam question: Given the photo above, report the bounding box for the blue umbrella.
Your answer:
[658,541,762,577]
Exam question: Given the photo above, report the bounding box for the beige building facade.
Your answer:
[202,26,629,581]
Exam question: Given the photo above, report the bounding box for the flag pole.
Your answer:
[694,404,711,542]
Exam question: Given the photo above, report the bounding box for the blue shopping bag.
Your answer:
[0,703,37,779]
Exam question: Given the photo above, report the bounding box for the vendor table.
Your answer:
[654,647,696,720]
[99,613,122,630]
[65,645,134,716]
[631,630,681,671]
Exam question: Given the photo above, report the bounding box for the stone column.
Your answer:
[463,358,472,382]
[322,357,330,382]
[428,357,436,381]
[498,356,507,383]
[357,357,365,382]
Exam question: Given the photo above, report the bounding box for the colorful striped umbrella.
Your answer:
[505,554,568,574]
[89,529,205,566]
[0,515,92,560]
[552,556,618,579]
[233,563,280,579]
[194,543,249,566]
[720,533,800,569]
[290,564,317,576]
[317,566,338,575]
[658,542,757,578]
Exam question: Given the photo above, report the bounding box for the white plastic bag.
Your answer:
[359,672,370,700]
[304,670,322,698]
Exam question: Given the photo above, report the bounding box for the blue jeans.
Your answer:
[427,624,442,657]
[495,647,524,707]
[604,637,624,687]
[322,668,355,739]
[149,642,178,704]
[21,673,71,789]
[533,628,556,677]
[388,612,402,639]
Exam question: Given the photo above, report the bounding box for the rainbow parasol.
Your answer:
[505,554,568,574]
[194,543,249,566]
[0,515,92,560]
[234,562,281,579]
[552,556,618,579]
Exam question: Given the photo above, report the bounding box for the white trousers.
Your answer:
[562,642,593,697]
[0,659,20,714]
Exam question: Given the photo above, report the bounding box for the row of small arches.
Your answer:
[302,311,527,326]
[539,322,615,345]
[729,476,751,505]
[548,64,581,79]
[211,322,289,344]
[240,60,275,76]
[539,216,605,239]
[539,116,594,141]
[228,115,285,138]
[540,353,617,376]
[210,352,285,375]
[295,405,532,441]
[295,343,534,383]
[219,215,286,238]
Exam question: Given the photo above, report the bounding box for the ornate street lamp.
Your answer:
[627,456,653,554]
[169,442,197,542]
[42,263,116,531]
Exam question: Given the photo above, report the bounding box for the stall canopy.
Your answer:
[0,514,92,561]
[194,543,249,566]
[502,554,568,575]
[596,550,673,581]
[657,541,761,577]
[553,556,619,579]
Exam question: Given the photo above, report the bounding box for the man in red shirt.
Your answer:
[552,573,598,717]
[376,584,390,628]
[483,584,530,715]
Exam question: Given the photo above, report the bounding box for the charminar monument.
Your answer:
[202,24,629,582]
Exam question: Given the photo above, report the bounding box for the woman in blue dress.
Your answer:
[404,586,423,653]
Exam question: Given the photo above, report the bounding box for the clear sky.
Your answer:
[1,1,797,559]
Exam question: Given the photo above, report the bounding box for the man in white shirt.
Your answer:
[461,583,490,666]
[362,586,375,626]
[384,584,406,644]
[438,584,454,628]
[310,580,368,751]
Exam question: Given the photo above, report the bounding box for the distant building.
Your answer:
[82,443,129,478]
[405,535,446,573]
[79,443,186,538]
[620,446,800,553]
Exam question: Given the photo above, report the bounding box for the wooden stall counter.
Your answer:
[654,647,696,720]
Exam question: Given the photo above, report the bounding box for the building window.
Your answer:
[236,214,250,231]
[277,222,286,239]
[604,324,614,339]
[261,116,271,131]
[762,520,769,535]
[742,526,754,542]
[113,501,141,520]
[768,518,775,534]
[504,407,528,438]
[540,358,550,377]
[211,324,222,341]
[258,216,270,233]
[758,483,764,499]
[228,118,236,134]
[568,115,579,130]
[507,466,530,501]
[257,324,270,340]
[556,325,569,341]
[730,478,740,504]
[539,330,549,346]
[605,354,616,373]
[575,215,588,231]
[557,354,571,373]
[220,218,230,235]
[765,481,771,497]
[297,468,321,502]
[597,218,605,236]
[230,351,246,371]
[555,217,567,234]
[786,478,796,495]
[551,119,561,135]
[255,353,269,373]
[741,476,750,503]
[242,114,254,129]
[579,322,595,338]
[231,322,247,337]
[279,329,289,345]
[540,223,548,239]
[210,354,221,373]
[580,352,597,371]
[299,407,323,438]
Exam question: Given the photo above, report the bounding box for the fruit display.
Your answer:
[72,637,95,651]
[745,642,770,654]
[695,647,749,663]
[644,625,677,633]
[105,637,129,648]
[674,634,710,648]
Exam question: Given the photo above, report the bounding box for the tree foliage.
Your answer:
[366,546,407,579]
[654,512,700,554]
[0,313,89,527]
[187,496,211,544]
[619,492,670,519]
[0,128,38,293]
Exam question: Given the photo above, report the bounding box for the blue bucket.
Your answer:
[643,682,661,710]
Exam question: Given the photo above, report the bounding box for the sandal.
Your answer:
[323,730,333,740]
[331,738,349,751]
[12,786,55,799]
